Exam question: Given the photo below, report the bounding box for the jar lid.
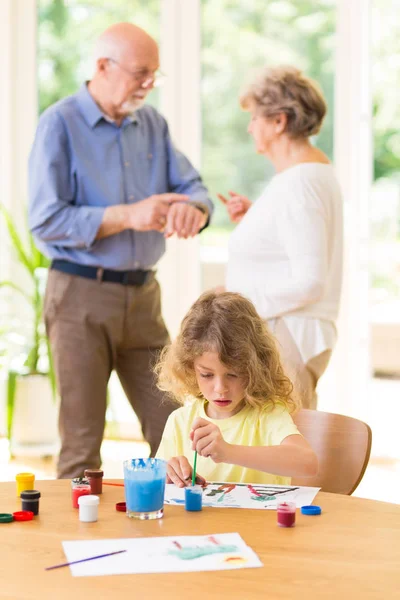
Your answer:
[115,502,126,512]
[301,505,322,515]
[15,472,35,481]
[13,511,34,521]
[0,513,14,523]
[84,469,104,478]
[20,490,41,500]
[71,477,90,485]
[78,495,100,506]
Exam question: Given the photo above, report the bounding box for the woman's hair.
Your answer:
[240,65,326,139]
[155,291,296,413]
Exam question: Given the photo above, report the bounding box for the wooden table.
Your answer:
[0,480,399,599]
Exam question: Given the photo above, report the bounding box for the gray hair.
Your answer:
[240,65,327,139]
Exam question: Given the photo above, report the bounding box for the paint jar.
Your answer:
[71,478,91,509]
[84,469,104,495]
[20,490,41,516]
[184,485,203,511]
[123,458,166,520]
[15,472,35,497]
[78,495,99,523]
[277,501,296,527]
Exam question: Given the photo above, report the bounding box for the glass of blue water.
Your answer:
[123,458,167,520]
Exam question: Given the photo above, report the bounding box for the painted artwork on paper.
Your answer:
[62,533,262,576]
[168,535,239,561]
[164,481,320,509]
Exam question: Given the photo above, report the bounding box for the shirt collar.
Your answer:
[76,83,140,128]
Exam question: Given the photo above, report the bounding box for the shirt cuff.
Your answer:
[75,206,107,249]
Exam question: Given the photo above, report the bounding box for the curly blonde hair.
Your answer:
[240,65,326,139]
[155,291,296,413]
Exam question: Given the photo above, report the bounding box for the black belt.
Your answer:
[51,260,151,286]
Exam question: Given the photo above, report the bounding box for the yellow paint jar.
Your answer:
[15,472,35,497]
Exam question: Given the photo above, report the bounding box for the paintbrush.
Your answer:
[45,549,127,571]
[191,450,198,486]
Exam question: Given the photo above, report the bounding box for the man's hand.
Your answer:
[190,417,230,463]
[128,193,189,232]
[96,194,206,240]
[164,203,207,239]
[217,190,251,223]
[166,455,207,488]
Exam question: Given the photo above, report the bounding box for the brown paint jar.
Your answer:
[84,469,104,495]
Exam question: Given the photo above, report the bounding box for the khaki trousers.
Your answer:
[44,269,178,479]
[268,318,332,410]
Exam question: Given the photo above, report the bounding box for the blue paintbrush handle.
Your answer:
[45,549,127,570]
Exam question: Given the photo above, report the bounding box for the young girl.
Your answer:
[155,291,318,487]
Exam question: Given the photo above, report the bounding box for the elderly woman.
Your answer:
[219,66,343,409]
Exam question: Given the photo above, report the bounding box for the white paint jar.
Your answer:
[78,494,99,522]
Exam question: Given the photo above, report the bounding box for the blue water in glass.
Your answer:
[184,486,203,511]
[124,458,166,514]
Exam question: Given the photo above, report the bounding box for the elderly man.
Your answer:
[28,22,213,478]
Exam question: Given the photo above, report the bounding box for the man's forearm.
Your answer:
[96,205,132,240]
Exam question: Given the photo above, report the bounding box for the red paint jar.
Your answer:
[277,501,296,527]
[84,469,104,495]
[71,478,91,509]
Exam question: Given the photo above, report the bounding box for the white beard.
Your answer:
[120,97,146,115]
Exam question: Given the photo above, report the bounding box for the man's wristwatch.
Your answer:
[191,202,208,217]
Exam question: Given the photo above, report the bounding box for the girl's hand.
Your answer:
[217,190,252,223]
[190,417,230,463]
[166,455,206,488]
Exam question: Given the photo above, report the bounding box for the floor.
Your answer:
[1,377,399,505]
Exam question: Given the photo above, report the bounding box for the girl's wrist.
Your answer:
[223,442,236,464]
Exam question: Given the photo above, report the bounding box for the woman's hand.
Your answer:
[166,455,206,488]
[190,417,230,463]
[217,190,252,223]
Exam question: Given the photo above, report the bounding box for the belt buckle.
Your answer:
[122,270,148,286]
[96,268,104,282]
[122,271,138,286]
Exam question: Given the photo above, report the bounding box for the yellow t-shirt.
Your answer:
[156,400,300,485]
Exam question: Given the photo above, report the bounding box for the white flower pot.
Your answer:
[10,374,59,457]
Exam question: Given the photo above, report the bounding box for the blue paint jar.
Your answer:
[185,485,203,511]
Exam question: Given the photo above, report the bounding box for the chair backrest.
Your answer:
[292,409,372,495]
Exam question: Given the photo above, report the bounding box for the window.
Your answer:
[370,0,400,375]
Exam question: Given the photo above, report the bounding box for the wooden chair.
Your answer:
[292,409,372,495]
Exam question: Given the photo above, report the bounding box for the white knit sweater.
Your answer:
[226,162,343,361]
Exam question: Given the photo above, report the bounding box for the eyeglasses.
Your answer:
[107,58,166,88]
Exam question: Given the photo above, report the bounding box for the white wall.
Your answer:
[157,0,202,338]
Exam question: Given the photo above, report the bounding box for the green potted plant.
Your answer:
[0,204,58,456]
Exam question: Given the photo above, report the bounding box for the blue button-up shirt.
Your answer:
[28,84,213,270]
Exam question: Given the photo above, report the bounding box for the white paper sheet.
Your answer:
[164,481,320,509]
[62,533,262,577]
